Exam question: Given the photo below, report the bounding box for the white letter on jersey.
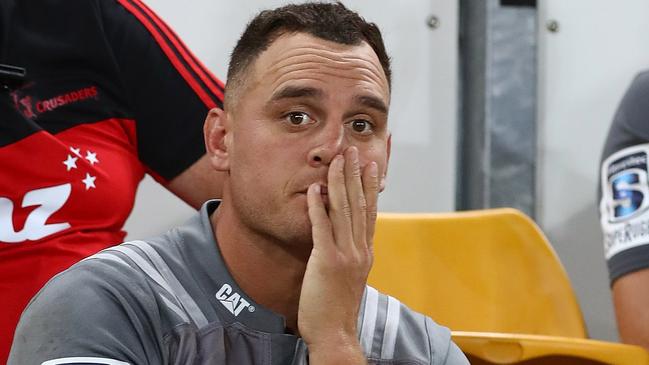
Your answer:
[0,183,71,243]
[215,283,233,300]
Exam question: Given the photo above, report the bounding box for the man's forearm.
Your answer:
[308,339,367,365]
[613,268,649,349]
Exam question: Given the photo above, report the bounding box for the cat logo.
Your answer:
[215,283,251,316]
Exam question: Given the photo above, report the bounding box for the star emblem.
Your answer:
[70,146,82,156]
[85,150,99,165]
[82,173,96,190]
[62,154,78,171]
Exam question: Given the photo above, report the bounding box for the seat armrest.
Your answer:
[452,331,649,364]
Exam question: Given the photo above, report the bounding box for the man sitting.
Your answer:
[9,3,468,364]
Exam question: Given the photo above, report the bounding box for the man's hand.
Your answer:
[299,146,379,364]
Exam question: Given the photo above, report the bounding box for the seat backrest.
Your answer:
[367,208,587,338]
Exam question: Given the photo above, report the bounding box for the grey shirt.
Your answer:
[9,200,468,365]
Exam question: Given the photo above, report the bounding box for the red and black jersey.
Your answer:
[0,0,224,361]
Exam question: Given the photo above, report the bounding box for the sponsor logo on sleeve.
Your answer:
[215,283,252,316]
[601,144,649,259]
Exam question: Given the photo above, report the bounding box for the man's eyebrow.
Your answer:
[269,86,388,115]
[355,95,388,115]
[270,86,323,102]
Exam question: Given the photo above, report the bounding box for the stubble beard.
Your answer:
[232,192,315,260]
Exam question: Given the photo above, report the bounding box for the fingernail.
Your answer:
[312,183,321,194]
[370,162,378,177]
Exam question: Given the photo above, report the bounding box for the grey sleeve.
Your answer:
[441,343,468,365]
[8,261,162,365]
[599,71,649,207]
[386,300,468,365]
[599,70,649,284]
[425,317,469,365]
[601,71,649,162]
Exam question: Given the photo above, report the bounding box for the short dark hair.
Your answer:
[225,1,391,109]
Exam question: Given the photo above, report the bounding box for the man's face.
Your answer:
[217,32,391,250]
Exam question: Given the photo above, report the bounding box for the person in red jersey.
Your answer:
[0,0,225,361]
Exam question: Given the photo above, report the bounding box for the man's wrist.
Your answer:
[307,337,367,365]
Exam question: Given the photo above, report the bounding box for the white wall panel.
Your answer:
[538,0,649,340]
[124,0,459,239]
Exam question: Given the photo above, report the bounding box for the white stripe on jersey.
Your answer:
[159,292,192,323]
[41,357,130,365]
[359,286,379,355]
[126,240,209,327]
[381,296,401,359]
[89,252,191,324]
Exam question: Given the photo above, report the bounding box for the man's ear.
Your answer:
[379,133,391,192]
[204,108,231,171]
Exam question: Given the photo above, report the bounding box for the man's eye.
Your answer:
[286,112,313,126]
[349,119,373,134]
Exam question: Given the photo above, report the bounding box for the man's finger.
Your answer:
[307,183,333,250]
[327,154,354,249]
[343,146,367,252]
[362,161,379,252]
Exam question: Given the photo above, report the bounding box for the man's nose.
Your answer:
[307,124,347,167]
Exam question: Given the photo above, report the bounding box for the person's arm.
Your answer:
[300,147,376,364]
[167,154,226,208]
[101,0,226,206]
[599,71,649,348]
[613,269,649,348]
[424,316,469,365]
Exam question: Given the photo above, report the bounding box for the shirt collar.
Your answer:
[178,199,287,333]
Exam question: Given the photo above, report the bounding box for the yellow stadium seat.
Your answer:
[367,208,649,364]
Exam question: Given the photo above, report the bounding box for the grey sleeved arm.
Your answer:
[599,71,649,284]
[441,342,468,365]
[359,288,469,365]
[425,317,469,365]
[8,260,161,365]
